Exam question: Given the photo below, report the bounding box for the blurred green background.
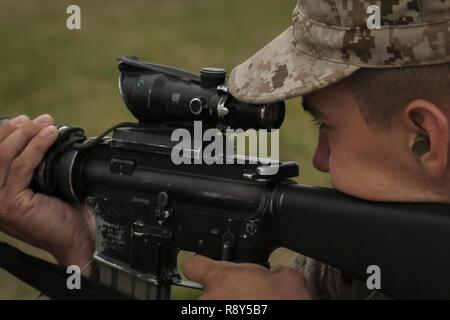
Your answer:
[0,0,330,299]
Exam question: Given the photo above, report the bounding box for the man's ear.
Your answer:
[404,99,449,179]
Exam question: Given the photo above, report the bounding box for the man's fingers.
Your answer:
[0,115,28,143]
[0,115,54,187]
[4,125,58,195]
[1,115,53,159]
[183,254,218,285]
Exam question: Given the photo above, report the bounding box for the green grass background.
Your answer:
[0,0,330,299]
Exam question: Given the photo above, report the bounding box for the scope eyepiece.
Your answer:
[117,56,285,130]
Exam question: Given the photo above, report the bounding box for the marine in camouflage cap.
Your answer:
[229,0,450,104]
[229,0,450,300]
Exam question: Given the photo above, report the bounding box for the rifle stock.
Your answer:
[279,184,450,299]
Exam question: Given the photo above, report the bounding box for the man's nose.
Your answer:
[312,131,330,173]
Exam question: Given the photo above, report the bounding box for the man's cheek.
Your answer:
[328,153,373,197]
[328,151,357,187]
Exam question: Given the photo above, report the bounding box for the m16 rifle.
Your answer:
[1,57,450,300]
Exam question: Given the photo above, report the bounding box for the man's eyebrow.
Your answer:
[302,96,325,119]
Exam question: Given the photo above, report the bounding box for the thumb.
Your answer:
[182,254,216,284]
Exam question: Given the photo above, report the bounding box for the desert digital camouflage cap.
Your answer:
[229,0,450,104]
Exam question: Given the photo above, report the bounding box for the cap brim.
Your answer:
[228,27,360,104]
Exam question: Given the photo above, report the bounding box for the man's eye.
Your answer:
[310,117,322,127]
[310,117,331,130]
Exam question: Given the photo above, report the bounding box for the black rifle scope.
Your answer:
[118,56,285,130]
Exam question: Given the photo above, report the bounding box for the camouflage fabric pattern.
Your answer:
[229,0,450,104]
[290,254,391,300]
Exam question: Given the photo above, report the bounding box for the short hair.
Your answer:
[336,63,450,130]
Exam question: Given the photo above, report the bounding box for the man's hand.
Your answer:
[183,255,312,300]
[0,114,95,267]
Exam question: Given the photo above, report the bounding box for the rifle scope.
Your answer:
[118,56,285,130]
